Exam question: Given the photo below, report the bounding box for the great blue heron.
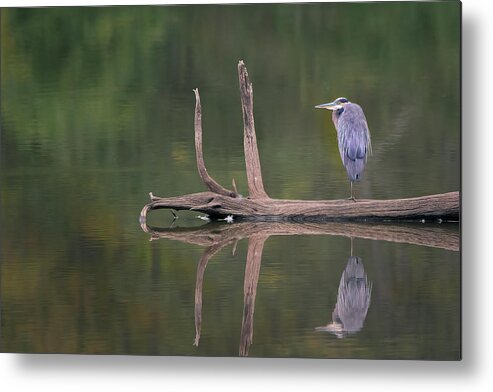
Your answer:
[315,97,372,201]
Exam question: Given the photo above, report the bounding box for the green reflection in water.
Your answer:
[1,3,460,359]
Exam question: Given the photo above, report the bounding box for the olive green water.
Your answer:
[0,3,460,359]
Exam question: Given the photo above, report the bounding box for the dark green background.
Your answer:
[1,2,460,358]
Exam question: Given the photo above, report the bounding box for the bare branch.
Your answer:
[193,88,239,198]
[238,61,269,199]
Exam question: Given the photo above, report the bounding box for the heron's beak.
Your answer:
[314,101,342,110]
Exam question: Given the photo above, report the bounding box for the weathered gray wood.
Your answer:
[140,190,459,223]
[238,60,269,199]
[193,88,239,198]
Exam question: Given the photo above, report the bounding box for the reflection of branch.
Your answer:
[239,235,267,357]
[193,243,228,347]
[142,221,459,252]
[190,234,267,357]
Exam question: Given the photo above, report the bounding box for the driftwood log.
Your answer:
[140,60,459,223]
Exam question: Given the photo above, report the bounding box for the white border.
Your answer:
[2,0,492,391]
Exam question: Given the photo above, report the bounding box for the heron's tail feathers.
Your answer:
[345,158,365,182]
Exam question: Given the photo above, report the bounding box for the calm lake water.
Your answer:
[1,3,460,359]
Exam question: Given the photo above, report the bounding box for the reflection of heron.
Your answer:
[316,255,372,338]
[315,97,372,201]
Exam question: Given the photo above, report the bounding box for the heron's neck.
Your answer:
[332,110,340,127]
[332,107,345,127]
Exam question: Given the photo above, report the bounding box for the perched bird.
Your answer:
[315,97,372,201]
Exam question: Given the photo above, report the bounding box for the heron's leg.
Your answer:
[348,182,357,202]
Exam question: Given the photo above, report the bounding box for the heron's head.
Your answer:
[315,97,350,111]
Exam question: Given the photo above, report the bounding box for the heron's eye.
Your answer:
[338,98,348,103]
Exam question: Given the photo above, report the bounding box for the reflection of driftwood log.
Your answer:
[157,217,457,356]
[170,219,459,356]
[141,221,459,252]
[140,60,459,222]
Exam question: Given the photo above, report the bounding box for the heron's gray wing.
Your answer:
[336,104,372,181]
